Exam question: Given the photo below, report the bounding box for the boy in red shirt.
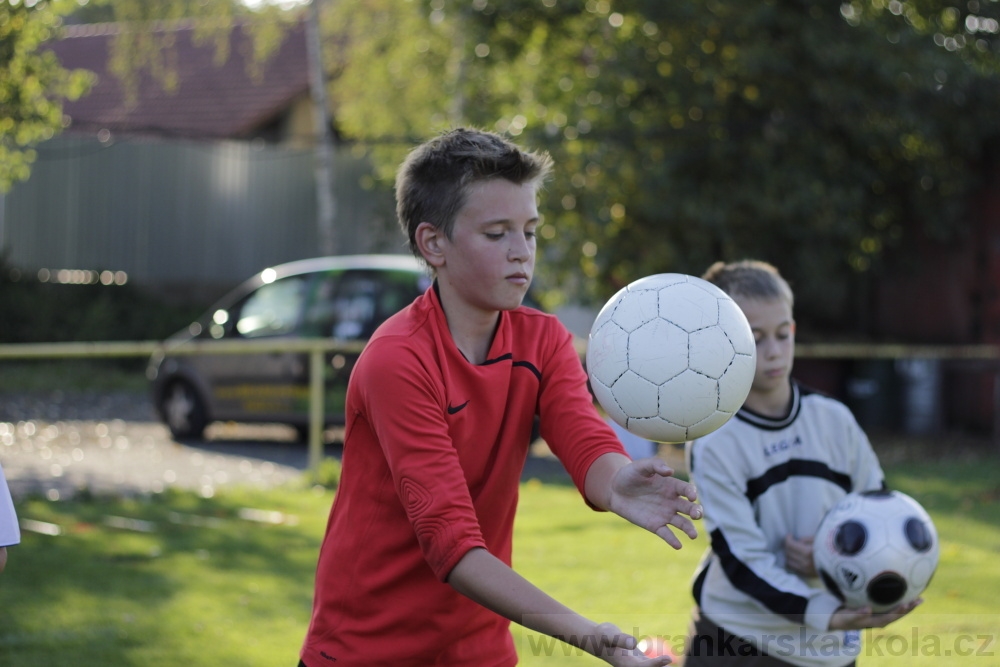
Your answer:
[299,128,702,667]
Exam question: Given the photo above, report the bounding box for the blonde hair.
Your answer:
[702,259,794,308]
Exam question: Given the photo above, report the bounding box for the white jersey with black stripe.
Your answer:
[0,460,19,548]
[685,380,885,667]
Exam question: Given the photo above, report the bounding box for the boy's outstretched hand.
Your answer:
[601,455,702,549]
[584,622,674,667]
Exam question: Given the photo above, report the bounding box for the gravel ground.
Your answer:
[0,389,158,424]
[0,390,319,501]
[0,390,575,501]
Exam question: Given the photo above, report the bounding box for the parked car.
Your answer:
[147,254,433,440]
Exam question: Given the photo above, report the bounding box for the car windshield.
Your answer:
[235,276,308,337]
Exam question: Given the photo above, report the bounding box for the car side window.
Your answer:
[340,270,428,339]
[233,275,308,338]
[299,271,343,338]
[374,270,427,323]
[298,269,425,340]
[329,272,380,340]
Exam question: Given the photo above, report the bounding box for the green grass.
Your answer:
[0,359,149,392]
[1,443,998,666]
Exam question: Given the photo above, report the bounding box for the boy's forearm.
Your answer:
[583,452,631,511]
[447,547,598,647]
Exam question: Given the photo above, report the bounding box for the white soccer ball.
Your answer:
[813,490,939,613]
[586,273,756,443]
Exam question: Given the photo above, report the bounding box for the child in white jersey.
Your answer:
[0,459,20,573]
[683,259,919,667]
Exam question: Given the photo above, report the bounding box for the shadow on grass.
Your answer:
[0,487,322,666]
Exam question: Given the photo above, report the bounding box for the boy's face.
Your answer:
[735,296,795,396]
[432,178,538,314]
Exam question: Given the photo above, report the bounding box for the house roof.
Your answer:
[46,20,311,141]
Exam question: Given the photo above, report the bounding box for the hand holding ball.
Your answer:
[813,490,939,612]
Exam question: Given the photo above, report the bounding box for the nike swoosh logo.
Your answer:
[447,400,470,415]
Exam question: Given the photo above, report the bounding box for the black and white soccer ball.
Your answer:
[586,273,756,443]
[813,489,939,612]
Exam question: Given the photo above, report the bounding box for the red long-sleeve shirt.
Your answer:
[300,286,626,666]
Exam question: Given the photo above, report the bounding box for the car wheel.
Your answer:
[161,380,208,440]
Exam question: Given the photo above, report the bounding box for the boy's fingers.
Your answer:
[668,514,699,540]
[639,459,698,503]
[655,513,699,547]
[656,524,684,550]
[644,456,675,476]
[672,479,698,503]
[670,499,702,520]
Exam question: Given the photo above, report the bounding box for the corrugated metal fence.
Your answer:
[0,135,402,296]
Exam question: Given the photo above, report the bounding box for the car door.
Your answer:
[300,267,429,421]
[199,272,314,422]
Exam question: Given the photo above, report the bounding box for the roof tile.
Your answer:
[46,20,310,141]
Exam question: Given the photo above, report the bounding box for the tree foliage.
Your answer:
[0,0,92,191]
[319,0,1000,333]
[35,0,1000,335]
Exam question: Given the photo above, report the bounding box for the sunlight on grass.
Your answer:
[1,485,328,667]
[513,481,705,665]
[0,453,997,666]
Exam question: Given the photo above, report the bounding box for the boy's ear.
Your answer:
[415,222,446,268]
